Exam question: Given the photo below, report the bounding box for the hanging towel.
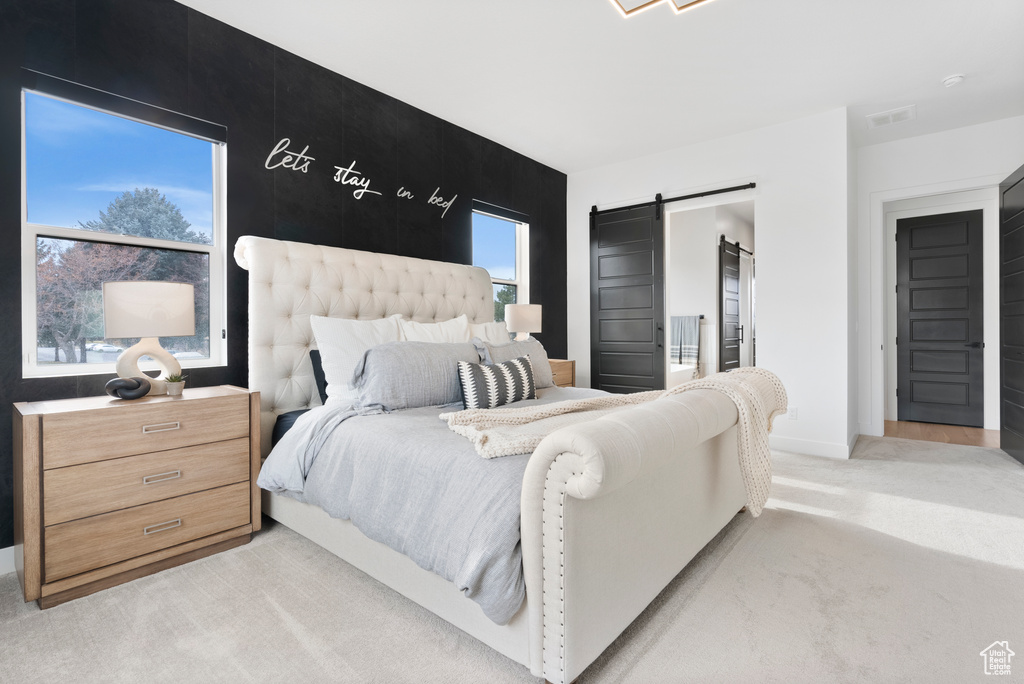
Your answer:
[670,315,701,367]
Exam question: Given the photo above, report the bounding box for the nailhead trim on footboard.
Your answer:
[541,454,580,684]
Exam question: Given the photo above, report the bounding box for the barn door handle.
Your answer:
[738,325,744,343]
[656,324,664,349]
[964,342,982,348]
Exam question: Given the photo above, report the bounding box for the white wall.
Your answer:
[0,545,13,577]
[568,108,854,458]
[667,207,717,323]
[847,125,859,449]
[857,115,1024,437]
[715,203,755,251]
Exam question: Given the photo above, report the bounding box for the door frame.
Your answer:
[882,189,1001,429]
[739,249,755,367]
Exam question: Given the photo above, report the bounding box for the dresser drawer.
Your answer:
[43,481,250,583]
[43,438,250,526]
[42,394,250,469]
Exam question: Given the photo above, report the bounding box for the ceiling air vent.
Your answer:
[866,105,917,129]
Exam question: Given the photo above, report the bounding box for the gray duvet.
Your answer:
[257,386,604,625]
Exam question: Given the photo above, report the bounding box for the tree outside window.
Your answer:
[22,87,225,377]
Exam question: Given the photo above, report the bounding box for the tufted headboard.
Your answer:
[233,235,494,455]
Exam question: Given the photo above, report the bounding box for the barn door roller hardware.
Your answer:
[590,182,756,226]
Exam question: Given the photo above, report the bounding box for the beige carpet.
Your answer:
[2,436,1023,683]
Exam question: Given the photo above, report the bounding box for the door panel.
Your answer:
[897,210,984,426]
[599,352,655,377]
[910,318,968,341]
[911,287,969,310]
[911,350,969,374]
[911,381,968,405]
[598,251,654,279]
[1000,162,1024,464]
[719,237,740,371]
[591,205,664,393]
[599,318,654,342]
[912,255,968,279]
[597,218,653,246]
[599,284,654,310]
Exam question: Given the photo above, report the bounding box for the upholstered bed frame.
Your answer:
[234,235,747,683]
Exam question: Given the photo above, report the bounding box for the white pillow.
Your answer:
[309,313,403,408]
[469,320,511,345]
[400,314,471,343]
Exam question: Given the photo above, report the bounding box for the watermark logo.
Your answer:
[980,641,1014,676]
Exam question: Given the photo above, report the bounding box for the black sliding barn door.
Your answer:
[719,237,741,372]
[896,210,984,427]
[590,205,665,393]
[1000,162,1024,464]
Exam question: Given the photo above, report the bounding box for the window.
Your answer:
[471,203,530,322]
[21,75,227,378]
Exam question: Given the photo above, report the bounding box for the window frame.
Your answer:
[20,74,228,379]
[471,202,531,313]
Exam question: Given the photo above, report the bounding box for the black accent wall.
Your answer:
[0,0,568,550]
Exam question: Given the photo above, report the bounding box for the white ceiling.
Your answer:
[179,0,1024,174]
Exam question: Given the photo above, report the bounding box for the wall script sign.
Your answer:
[264,137,457,217]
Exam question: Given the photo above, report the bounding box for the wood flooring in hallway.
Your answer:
[883,420,1000,448]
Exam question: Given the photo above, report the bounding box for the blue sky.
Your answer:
[24,91,215,239]
[472,213,517,280]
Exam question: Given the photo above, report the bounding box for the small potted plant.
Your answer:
[165,373,187,396]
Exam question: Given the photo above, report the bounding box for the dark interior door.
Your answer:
[1000,162,1024,464]
[719,237,740,372]
[896,210,984,426]
[590,205,664,393]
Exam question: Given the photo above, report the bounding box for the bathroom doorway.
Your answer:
[665,200,755,388]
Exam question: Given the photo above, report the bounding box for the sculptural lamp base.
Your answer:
[114,337,181,396]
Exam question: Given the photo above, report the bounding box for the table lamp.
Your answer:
[505,304,542,342]
[103,281,195,396]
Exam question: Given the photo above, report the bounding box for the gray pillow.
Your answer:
[483,338,554,388]
[351,341,482,410]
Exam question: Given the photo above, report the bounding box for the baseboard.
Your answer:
[0,545,14,577]
[848,430,861,455]
[859,421,883,438]
[770,434,851,459]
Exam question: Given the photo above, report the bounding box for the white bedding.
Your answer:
[257,386,605,624]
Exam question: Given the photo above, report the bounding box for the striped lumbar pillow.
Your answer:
[458,355,537,410]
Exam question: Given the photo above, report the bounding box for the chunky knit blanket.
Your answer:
[441,367,787,516]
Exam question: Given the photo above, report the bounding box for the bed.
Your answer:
[234,235,758,683]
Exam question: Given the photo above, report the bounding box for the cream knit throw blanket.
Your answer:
[441,367,787,517]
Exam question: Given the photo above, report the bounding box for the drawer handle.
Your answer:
[143,470,181,485]
[142,421,180,434]
[144,518,182,536]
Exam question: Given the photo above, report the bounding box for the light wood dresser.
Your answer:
[549,359,576,388]
[13,385,261,608]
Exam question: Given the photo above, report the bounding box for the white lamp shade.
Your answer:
[103,281,196,339]
[505,304,542,334]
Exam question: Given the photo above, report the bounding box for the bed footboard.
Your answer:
[521,388,747,684]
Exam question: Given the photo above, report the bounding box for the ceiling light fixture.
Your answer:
[611,0,718,18]
[941,73,966,88]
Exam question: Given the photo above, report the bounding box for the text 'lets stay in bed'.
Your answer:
[264,138,457,218]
